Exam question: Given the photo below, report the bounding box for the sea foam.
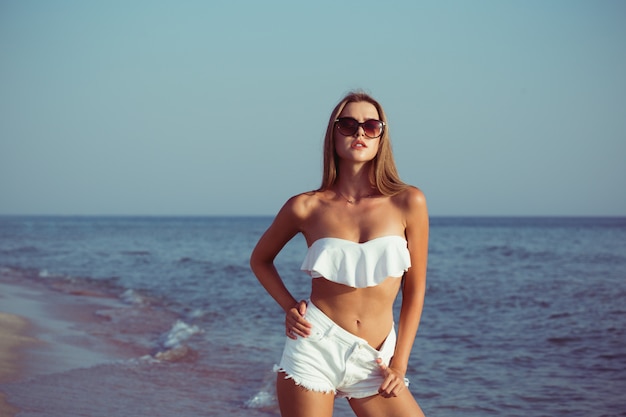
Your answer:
[159,319,202,349]
[151,320,203,362]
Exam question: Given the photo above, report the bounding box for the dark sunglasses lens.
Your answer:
[337,118,358,135]
[363,120,383,138]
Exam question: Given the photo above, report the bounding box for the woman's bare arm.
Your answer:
[250,195,312,338]
[379,187,429,396]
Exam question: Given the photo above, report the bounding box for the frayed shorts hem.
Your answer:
[273,365,336,395]
[273,365,385,399]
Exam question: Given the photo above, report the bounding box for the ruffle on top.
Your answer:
[300,235,411,288]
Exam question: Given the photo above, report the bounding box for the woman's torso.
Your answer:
[298,190,409,350]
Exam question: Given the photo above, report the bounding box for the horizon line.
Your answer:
[1,214,625,219]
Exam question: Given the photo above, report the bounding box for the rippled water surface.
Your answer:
[1,216,625,416]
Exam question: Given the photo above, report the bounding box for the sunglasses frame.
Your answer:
[335,117,386,139]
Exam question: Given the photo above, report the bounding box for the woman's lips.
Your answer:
[351,140,367,149]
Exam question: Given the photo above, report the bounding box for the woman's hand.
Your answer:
[376,358,408,398]
[285,300,312,339]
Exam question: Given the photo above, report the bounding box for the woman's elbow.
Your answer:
[249,248,271,275]
[249,250,262,273]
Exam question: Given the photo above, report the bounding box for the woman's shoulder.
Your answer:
[281,190,328,220]
[391,186,427,212]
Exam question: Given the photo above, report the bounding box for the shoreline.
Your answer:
[0,312,39,384]
[0,312,37,416]
[0,267,288,417]
[0,272,147,417]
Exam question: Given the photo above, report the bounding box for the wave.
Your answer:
[152,320,203,362]
[120,250,151,256]
[0,246,40,255]
[159,320,202,349]
[483,245,558,262]
[244,372,277,410]
[120,289,147,305]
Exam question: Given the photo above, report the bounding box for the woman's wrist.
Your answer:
[389,357,408,375]
[282,299,300,313]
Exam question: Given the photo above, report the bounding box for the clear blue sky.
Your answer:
[1,0,625,216]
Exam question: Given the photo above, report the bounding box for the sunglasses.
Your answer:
[335,117,385,139]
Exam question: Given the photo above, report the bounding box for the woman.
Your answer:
[250,91,428,417]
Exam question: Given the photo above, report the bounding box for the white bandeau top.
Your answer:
[300,235,411,288]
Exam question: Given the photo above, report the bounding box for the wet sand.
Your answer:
[0,272,148,417]
[0,312,36,416]
[0,269,267,417]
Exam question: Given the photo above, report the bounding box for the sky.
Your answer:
[1,0,625,217]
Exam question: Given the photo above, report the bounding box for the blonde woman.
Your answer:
[250,91,428,417]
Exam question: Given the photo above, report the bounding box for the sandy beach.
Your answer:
[0,270,155,417]
[0,311,36,417]
[0,267,284,417]
[0,312,38,383]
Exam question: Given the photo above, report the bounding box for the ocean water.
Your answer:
[0,216,625,417]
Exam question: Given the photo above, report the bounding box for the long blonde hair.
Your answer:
[318,91,408,195]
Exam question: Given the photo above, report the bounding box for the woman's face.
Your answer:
[334,101,381,164]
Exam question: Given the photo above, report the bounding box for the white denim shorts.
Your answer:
[274,300,408,399]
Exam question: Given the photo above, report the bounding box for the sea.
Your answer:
[0,216,625,417]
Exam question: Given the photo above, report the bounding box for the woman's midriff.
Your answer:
[310,276,402,350]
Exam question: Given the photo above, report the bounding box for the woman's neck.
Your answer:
[334,164,376,199]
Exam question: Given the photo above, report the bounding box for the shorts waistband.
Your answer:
[305,300,393,355]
